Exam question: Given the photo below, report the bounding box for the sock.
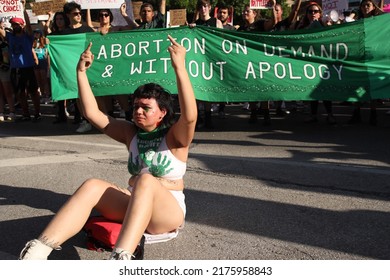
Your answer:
[19,239,56,260]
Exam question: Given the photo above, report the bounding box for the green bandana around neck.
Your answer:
[137,125,169,167]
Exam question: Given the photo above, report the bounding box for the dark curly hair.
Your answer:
[132,83,175,127]
[63,1,81,15]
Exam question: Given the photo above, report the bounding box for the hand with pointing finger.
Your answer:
[77,42,94,73]
[167,35,186,71]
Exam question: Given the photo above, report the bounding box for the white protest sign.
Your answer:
[67,0,123,10]
[0,0,24,20]
[322,0,348,21]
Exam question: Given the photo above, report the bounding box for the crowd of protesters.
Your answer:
[0,0,388,129]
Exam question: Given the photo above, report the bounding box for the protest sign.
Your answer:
[67,0,123,10]
[250,0,274,9]
[322,0,348,22]
[167,9,186,27]
[0,0,24,20]
[48,14,390,102]
[132,1,143,20]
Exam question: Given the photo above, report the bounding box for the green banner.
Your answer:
[48,13,390,102]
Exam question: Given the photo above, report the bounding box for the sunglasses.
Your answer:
[308,9,320,14]
[72,12,81,16]
[99,13,110,18]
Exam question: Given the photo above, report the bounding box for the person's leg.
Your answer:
[369,100,377,126]
[36,68,49,100]
[218,102,225,118]
[26,67,41,119]
[53,100,67,123]
[117,94,132,121]
[0,89,5,121]
[75,98,92,133]
[248,101,258,123]
[305,101,319,122]
[348,102,362,124]
[20,178,130,259]
[2,81,15,115]
[72,98,81,123]
[275,100,285,116]
[204,101,213,128]
[260,101,270,126]
[0,70,15,120]
[17,69,30,118]
[323,100,336,124]
[112,174,184,257]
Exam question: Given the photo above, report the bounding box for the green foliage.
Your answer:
[167,0,190,9]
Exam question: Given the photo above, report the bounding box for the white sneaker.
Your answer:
[0,114,4,122]
[109,249,135,260]
[6,113,15,122]
[8,112,15,122]
[242,102,250,110]
[76,121,92,133]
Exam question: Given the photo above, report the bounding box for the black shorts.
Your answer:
[11,67,38,93]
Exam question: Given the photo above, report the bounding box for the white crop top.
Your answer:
[128,135,186,180]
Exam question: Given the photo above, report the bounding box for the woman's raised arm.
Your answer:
[167,35,197,148]
[76,43,134,144]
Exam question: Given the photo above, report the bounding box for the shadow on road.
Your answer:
[1,184,389,260]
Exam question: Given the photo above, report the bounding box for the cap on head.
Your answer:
[10,17,25,25]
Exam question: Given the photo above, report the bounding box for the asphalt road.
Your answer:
[1,101,389,260]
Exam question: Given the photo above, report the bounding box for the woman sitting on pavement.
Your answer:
[19,35,197,260]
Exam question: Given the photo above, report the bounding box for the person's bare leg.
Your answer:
[113,174,184,255]
[19,179,130,259]
[40,179,129,245]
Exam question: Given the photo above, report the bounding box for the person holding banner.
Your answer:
[63,1,95,133]
[86,3,138,34]
[271,0,302,117]
[189,0,223,129]
[86,4,137,122]
[237,2,277,126]
[217,3,235,30]
[348,0,384,126]
[19,35,197,260]
[44,12,71,124]
[295,2,336,125]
